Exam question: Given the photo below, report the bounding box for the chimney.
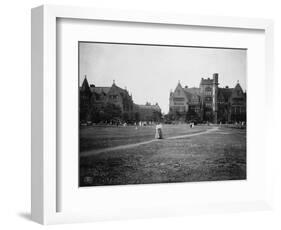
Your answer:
[212,73,219,124]
[213,73,219,84]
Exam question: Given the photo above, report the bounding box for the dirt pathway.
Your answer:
[80,126,219,157]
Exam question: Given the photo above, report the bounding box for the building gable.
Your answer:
[81,76,91,94]
[232,83,244,98]
[173,82,189,101]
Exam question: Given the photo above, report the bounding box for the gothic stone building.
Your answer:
[169,73,246,123]
[134,102,162,122]
[80,76,162,123]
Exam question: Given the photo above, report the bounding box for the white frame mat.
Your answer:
[31,5,274,225]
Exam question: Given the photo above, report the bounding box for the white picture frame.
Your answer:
[31,5,274,225]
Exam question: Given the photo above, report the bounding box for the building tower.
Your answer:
[212,73,219,123]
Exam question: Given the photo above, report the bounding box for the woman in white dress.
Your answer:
[155,122,163,139]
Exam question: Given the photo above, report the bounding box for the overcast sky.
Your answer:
[79,42,247,114]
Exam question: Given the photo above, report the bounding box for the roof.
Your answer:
[81,77,90,92]
[90,86,111,94]
[234,83,243,91]
[182,87,200,101]
[218,87,234,101]
[184,87,200,95]
[137,104,161,111]
[110,84,127,94]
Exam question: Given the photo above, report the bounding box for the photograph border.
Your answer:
[31,5,274,225]
[78,40,248,187]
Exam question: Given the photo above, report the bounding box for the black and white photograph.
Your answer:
[79,42,247,187]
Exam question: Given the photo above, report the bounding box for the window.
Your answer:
[173,97,185,101]
[205,87,212,96]
[110,95,118,100]
[205,97,212,101]
[95,94,100,100]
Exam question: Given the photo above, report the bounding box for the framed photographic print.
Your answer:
[31,5,274,225]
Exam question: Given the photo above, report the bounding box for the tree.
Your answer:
[134,112,140,123]
[167,112,175,121]
[122,112,129,122]
[152,111,162,122]
[185,109,196,121]
[79,91,92,122]
[90,108,101,123]
[101,103,122,122]
[175,111,181,120]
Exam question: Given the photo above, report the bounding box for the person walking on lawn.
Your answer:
[155,122,163,139]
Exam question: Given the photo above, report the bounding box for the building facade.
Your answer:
[134,102,162,122]
[169,73,246,123]
[80,76,162,123]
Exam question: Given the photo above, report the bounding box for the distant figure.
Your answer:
[155,123,163,139]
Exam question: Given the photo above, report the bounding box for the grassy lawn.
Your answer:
[79,125,246,186]
[80,124,212,152]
